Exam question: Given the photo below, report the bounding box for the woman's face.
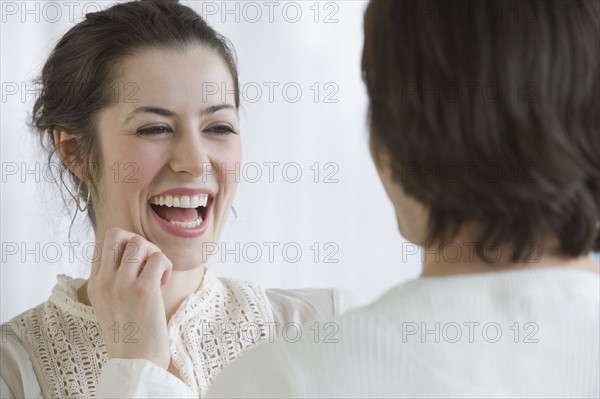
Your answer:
[91,45,240,270]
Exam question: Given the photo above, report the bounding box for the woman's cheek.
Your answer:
[207,137,242,193]
[112,144,162,185]
[97,147,156,210]
[217,139,242,189]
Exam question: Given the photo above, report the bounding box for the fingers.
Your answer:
[91,227,164,281]
[138,252,173,288]
[85,229,172,369]
[90,238,103,278]
[160,264,172,286]
[118,239,144,280]
[117,235,161,281]
[94,228,135,278]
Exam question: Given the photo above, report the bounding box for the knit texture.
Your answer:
[207,268,600,398]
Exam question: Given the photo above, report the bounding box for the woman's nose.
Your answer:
[169,129,209,179]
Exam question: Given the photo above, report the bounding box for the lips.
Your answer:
[148,189,213,238]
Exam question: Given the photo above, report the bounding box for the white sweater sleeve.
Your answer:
[95,359,195,398]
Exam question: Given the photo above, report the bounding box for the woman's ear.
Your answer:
[53,129,85,180]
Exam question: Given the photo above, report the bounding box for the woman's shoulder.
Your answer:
[211,270,366,325]
[264,286,366,327]
[3,274,94,336]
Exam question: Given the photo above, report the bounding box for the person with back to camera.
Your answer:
[0,1,361,397]
[206,0,600,397]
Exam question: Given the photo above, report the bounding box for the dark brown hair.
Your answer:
[31,0,239,231]
[362,0,599,260]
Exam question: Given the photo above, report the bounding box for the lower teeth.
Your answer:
[169,217,203,228]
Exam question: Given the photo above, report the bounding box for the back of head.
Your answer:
[362,0,600,260]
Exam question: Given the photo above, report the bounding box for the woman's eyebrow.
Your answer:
[124,104,236,122]
[124,106,175,122]
[200,104,237,116]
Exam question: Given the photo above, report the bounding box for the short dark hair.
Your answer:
[362,0,599,260]
[31,0,239,231]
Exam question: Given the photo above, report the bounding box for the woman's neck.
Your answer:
[77,265,207,322]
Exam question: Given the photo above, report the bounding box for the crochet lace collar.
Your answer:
[48,270,220,327]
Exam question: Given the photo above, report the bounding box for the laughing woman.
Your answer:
[0,1,357,397]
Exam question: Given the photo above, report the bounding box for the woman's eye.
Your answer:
[136,125,172,136]
[206,125,237,135]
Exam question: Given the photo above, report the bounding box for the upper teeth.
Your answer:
[150,194,208,208]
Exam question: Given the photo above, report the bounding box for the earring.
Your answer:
[76,180,91,212]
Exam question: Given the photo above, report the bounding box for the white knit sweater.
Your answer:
[0,270,360,398]
[207,267,600,398]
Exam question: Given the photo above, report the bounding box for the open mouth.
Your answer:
[149,193,211,229]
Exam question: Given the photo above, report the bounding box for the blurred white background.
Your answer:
[1,0,422,322]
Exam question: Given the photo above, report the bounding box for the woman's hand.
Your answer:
[87,227,173,370]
